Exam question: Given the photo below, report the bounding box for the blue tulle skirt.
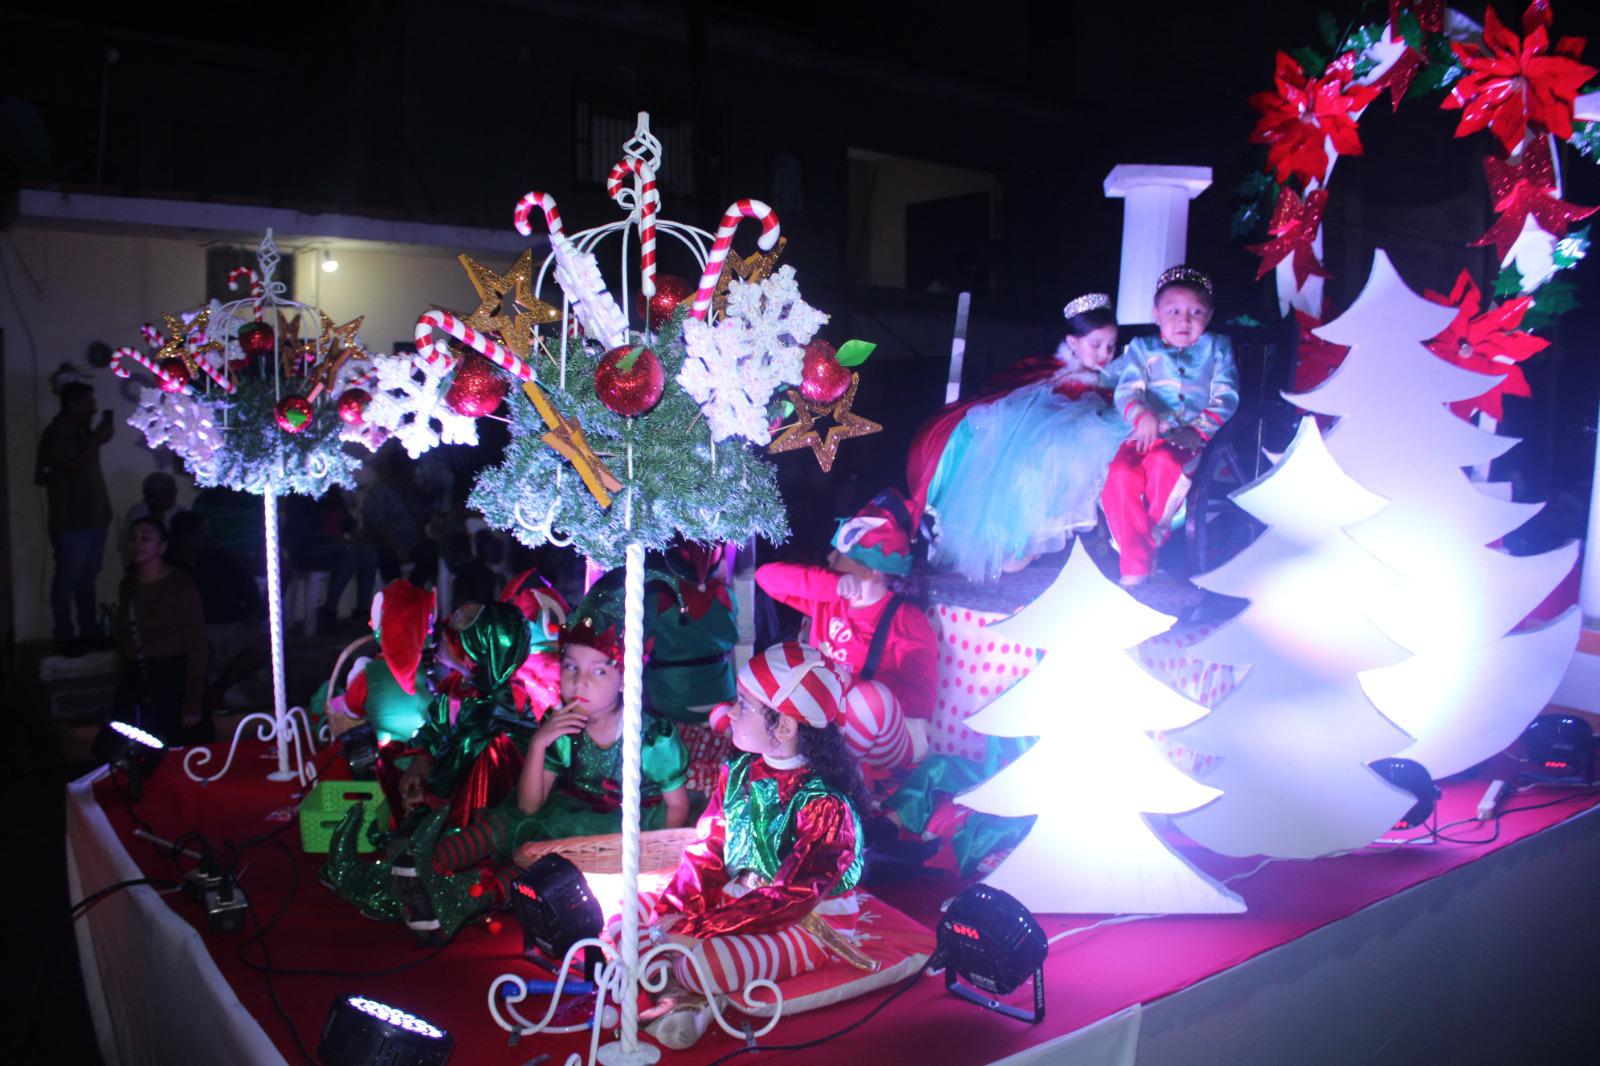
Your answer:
[927,381,1130,582]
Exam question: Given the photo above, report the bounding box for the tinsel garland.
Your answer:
[468,306,789,566]
[198,377,364,497]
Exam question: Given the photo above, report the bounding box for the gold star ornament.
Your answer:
[713,236,787,318]
[767,372,881,473]
[458,251,560,361]
[155,308,212,374]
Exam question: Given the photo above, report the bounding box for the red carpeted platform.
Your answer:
[72,741,1600,1065]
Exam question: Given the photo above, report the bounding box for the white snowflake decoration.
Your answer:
[676,265,827,445]
[551,235,628,349]
[361,356,479,458]
[127,388,224,477]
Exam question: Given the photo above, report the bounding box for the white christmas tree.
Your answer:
[958,541,1245,915]
[1289,251,1582,778]
[1172,417,1417,859]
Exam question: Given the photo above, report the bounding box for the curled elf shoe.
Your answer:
[391,807,488,945]
[645,1000,712,1050]
[320,804,405,922]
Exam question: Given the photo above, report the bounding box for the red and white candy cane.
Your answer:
[689,200,782,321]
[606,158,659,297]
[191,346,236,394]
[513,190,564,242]
[227,267,264,321]
[140,323,165,348]
[111,345,188,393]
[414,309,533,382]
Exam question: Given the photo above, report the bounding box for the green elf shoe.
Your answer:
[390,807,490,945]
[320,803,406,923]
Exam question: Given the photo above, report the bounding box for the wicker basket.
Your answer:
[518,827,698,875]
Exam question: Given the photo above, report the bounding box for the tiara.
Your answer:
[1156,265,1213,296]
[1062,292,1112,320]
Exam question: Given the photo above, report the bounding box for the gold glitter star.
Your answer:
[767,372,881,473]
[713,236,788,318]
[155,308,212,374]
[305,313,367,397]
[458,251,560,361]
[521,380,622,508]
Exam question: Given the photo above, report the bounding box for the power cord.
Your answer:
[70,877,181,918]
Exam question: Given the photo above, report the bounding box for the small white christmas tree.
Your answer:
[1290,251,1582,778]
[1172,417,1416,859]
[958,541,1245,915]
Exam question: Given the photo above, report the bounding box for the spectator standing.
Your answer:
[35,382,114,655]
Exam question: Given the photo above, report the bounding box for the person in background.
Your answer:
[36,382,115,655]
[113,517,208,742]
[190,487,266,576]
[121,471,185,553]
[287,489,378,627]
[363,445,439,586]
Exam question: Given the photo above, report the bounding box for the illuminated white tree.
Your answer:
[1290,251,1581,778]
[959,541,1245,915]
[1172,417,1416,859]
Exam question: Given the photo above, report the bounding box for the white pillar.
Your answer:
[1103,165,1213,325]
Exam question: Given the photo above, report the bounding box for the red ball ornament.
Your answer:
[336,388,370,426]
[595,344,665,417]
[157,357,190,393]
[237,321,276,360]
[800,340,850,404]
[635,275,694,325]
[274,395,314,434]
[443,354,508,418]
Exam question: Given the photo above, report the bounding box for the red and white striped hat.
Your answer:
[737,643,847,729]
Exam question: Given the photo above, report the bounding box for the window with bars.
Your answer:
[573,102,696,197]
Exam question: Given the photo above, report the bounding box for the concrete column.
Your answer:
[1103,165,1213,324]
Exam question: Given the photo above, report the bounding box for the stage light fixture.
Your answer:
[318,995,453,1066]
[1521,714,1595,784]
[1369,758,1440,832]
[340,721,379,780]
[935,883,1049,1024]
[512,854,604,981]
[91,720,166,801]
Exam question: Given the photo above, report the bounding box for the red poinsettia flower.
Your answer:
[1292,310,1350,395]
[1441,1,1596,155]
[1423,269,1549,421]
[1250,52,1380,188]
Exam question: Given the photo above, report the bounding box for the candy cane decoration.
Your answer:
[513,190,564,241]
[414,309,533,382]
[111,346,188,393]
[606,158,659,298]
[689,200,782,321]
[140,323,165,348]
[227,267,265,321]
[191,346,237,394]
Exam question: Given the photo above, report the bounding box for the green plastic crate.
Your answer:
[299,780,390,854]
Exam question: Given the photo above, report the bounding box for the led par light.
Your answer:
[317,995,453,1066]
[935,883,1049,1024]
[340,721,379,780]
[1521,714,1595,784]
[91,720,167,801]
[511,854,604,981]
[1369,758,1440,832]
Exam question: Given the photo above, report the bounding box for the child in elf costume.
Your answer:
[754,490,938,772]
[644,540,739,725]
[629,643,876,1050]
[1103,265,1238,585]
[321,578,436,748]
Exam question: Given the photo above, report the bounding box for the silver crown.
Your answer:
[1062,292,1112,320]
[1156,265,1213,296]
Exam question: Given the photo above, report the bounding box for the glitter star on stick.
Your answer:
[305,312,367,400]
[521,381,622,507]
[713,236,788,317]
[767,372,881,473]
[155,308,213,375]
[459,251,560,361]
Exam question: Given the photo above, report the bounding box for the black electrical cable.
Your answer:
[234,834,316,1065]
[703,958,935,1065]
[70,877,180,918]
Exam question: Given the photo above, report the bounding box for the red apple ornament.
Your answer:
[275,395,314,434]
[443,354,507,417]
[336,388,370,426]
[237,321,275,361]
[595,344,665,417]
[636,274,694,325]
[800,340,850,404]
[158,357,190,393]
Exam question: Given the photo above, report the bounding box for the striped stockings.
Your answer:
[838,679,912,770]
[671,925,828,996]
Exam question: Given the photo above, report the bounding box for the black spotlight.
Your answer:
[935,883,1049,1024]
[340,721,379,780]
[511,854,604,981]
[318,995,453,1066]
[1522,714,1595,784]
[92,720,167,801]
[1370,758,1441,833]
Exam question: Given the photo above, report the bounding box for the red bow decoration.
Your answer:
[1247,188,1331,286]
[1250,52,1380,189]
[1369,0,1446,110]
[657,578,732,623]
[1423,269,1549,421]
[1472,136,1599,260]
[1291,310,1350,394]
[1441,1,1596,156]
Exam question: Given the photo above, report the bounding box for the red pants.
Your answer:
[1102,442,1189,579]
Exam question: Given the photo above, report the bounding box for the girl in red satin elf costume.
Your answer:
[753,490,939,772]
[630,643,876,1050]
